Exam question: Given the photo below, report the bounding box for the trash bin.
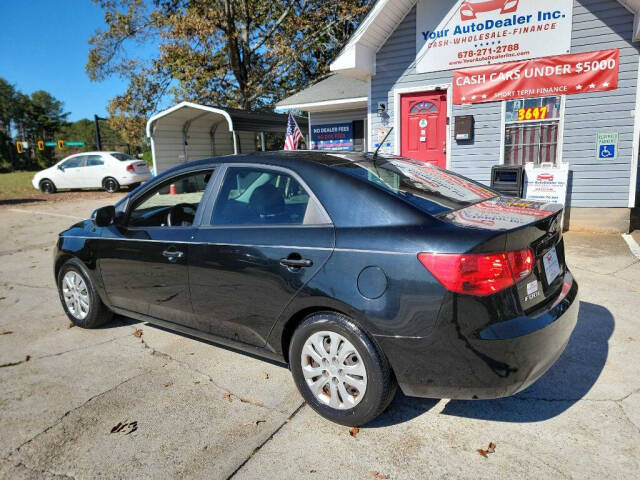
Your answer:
[490,165,525,198]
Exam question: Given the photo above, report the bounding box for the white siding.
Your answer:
[370,0,640,207]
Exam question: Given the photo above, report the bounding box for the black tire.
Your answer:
[289,312,397,426]
[103,177,120,193]
[57,259,113,328]
[39,179,56,194]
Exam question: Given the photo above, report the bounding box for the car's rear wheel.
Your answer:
[39,179,56,194]
[57,259,113,328]
[289,312,397,426]
[103,177,120,193]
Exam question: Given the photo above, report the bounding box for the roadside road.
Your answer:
[0,198,638,479]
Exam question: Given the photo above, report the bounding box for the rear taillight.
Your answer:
[126,164,135,172]
[418,248,534,296]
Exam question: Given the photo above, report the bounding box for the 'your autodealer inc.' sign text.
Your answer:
[416,0,573,73]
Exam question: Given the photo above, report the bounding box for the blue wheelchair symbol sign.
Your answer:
[599,144,616,159]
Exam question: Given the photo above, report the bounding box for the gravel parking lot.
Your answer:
[0,196,639,479]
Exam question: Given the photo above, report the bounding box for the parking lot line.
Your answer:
[7,208,84,220]
[622,233,640,259]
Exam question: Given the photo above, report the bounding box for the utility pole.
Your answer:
[94,115,107,151]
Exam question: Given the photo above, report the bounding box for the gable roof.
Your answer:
[276,74,368,112]
[330,0,640,78]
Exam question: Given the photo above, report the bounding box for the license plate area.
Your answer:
[542,246,561,286]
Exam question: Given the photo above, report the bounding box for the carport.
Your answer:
[146,101,308,174]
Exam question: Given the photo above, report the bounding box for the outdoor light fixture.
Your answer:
[377,102,387,115]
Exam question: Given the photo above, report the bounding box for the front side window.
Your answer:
[128,170,213,227]
[504,96,562,165]
[212,167,325,226]
[61,156,85,169]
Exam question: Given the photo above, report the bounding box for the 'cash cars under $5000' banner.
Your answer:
[416,0,574,73]
[453,49,620,104]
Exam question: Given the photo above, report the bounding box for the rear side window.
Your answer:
[335,158,497,215]
[86,155,104,166]
[212,167,328,226]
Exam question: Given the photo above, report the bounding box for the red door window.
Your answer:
[401,92,447,168]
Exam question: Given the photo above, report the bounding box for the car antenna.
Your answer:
[372,127,393,159]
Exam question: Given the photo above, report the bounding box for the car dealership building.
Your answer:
[277,0,640,232]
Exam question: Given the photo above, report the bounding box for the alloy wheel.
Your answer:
[300,330,368,410]
[62,271,90,320]
[104,179,118,193]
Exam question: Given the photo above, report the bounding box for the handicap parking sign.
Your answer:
[599,144,616,159]
[596,132,619,160]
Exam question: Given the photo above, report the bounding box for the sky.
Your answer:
[0,0,152,121]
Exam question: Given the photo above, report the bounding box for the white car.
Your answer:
[32,152,152,194]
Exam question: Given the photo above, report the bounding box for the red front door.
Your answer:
[400,91,447,168]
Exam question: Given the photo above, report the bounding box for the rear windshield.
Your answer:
[335,157,497,215]
[111,153,137,161]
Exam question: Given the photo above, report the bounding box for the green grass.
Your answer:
[0,171,38,198]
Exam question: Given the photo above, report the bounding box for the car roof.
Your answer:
[166,150,366,170]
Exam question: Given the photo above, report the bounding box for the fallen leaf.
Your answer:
[203,445,209,451]
[25,355,30,362]
[163,381,173,388]
[284,418,291,423]
[194,380,201,385]
[349,427,359,437]
[1,331,13,335]
[68,322,75,329]
[133,329,143,338]
[122,421,138,434]
[223,392,233,402]
[111,422,124,433]
[477,441,496,458]
[111,420,137,435]
[310,470,317,473]
[369,472,390,479]
[263,372,270,380]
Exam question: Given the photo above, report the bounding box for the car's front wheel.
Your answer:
[57,259,113,328]
[103,177,120,193]
[39,179,56,194]
[289,312,397,426]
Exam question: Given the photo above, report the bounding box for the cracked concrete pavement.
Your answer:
[0,196,639,479]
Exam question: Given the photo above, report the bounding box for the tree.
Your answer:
[87,0,373,143]
[0,78,70,170]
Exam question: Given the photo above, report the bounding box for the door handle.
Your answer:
[162,249,184,261]
[280,257,313,269]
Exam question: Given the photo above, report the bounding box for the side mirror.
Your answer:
[92,205,116,227]
[57,164,64,171]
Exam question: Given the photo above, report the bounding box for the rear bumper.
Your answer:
[118,172,151,185]
[376,270,579,399]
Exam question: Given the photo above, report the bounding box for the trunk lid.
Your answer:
[439,197,566,311]
[126,160,150,173]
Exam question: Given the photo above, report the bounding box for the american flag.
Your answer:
[284,112,303,150]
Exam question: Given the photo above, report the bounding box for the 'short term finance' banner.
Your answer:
[453,49,620,105]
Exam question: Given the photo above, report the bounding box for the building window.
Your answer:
[503,96,562,165]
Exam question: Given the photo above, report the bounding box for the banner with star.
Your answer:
[452,49,619,105]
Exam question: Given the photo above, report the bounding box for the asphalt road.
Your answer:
[0,196,639,479]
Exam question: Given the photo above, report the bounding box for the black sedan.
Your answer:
[54,152,578,426]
